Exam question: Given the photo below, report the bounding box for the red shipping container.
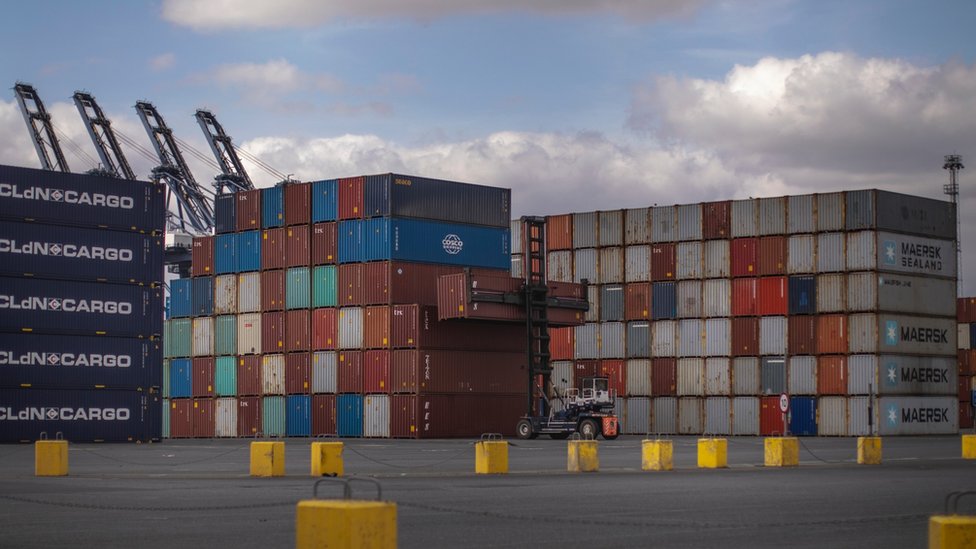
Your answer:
[311,222,337,265]
[959,349,971,375]
[788,316,816,355]
[364,305,391,349]
[389,394,525,438]
[391,350,525,394]
[550,327,575,360]
[624,282,651,321]
[546,214,573,251]
[958,298,969,323]
[731,278,757,316]
[285,352,311,394]
[817,355,847,395]
[261,269,286,311]
[261,228,286,270]
[436,271,585,326]
[600,359,627,397]
[961,402,974,430]
[650,244,676,281]
[312,308,338,350]
[364,350,391,393]
[169,399,193,438]
[192,357,215,397]
[285,225,310,267]
[816,315,848,355]
[236,189,262,231]
[731,317,759,356]
[731,238,757,277]
[390,304,525,351]
[573,360,600,389]
[339,263,365,306]
[651,358,676,396]
[757,236,786,276]
[237,356,262,396]
[191,236,214,277]
[757,277,787,316]
[237,395,262,437]
[286,309,310,352]
[284,181,311,226]
[338,176,364,220]
[192,398,215,438]
[960,375,972,402]
[760,396,787,436]
[262,311,285,353]
[702,201,731,240]
[312,394,337,435]
[337,351,363,393]
[364,261,472,306]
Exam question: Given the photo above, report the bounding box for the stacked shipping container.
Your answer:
[956,297,976,430]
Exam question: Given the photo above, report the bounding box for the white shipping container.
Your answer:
[599,247,624,284]
[215,398,237,437]
[677,203,703,241]
[574,248,598,284]
[214,274,237,315]
[703,240,730,278]
[262,354,285,395]
[732,357,760,395]
[599,210,624,247]
[677,319,704,357]
[871,355,957,395]
[192,317,214,357]
[585,285,600,322]
[758,197,786,235]
[847,272,956,317]
[704,397,731,435]
[787,235,815,274]
[553,361,573,395]
[702,279,730,318]
[575,323,600,360]
[817,233,845,273]
[851,231,957,279]
[510,255,523,279]
[547,251,573,283]
[848,313,956,355]
[731,199,757,237]
[960,324,971,350]
[624,397,651,434]
[677,358,704,396]
[600,322,625,359]
[848,396,872,436]
[787,194,815,234]
[625,359,651,396]
[625,245,650,282]
[877,396,958,435]
[312,351,337,393]
[652,397,677,434]
[704,357,731,395]
[816,273,846,312]
[818,397,848,436]
[510,219,523,255]
[817,193,845,232]
[364,395,391,438]
[338,307,364,350]
[237,312,261,355]
[845,231,876,271]
[237,272,261,313]
[759,316,787,356]
[788,356,817,395]
[676,241,703,279]
[847,355,876,395]
[704,318,731,357]
[732,397,759,435]
[651,206,676,243]
[624,207,651,244]
[677,280,702,318]
[652,320,676,357]
[573,211,599,249]
[678,397,703,434]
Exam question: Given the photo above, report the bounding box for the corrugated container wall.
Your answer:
[677,204,702,241]
[624,208,651,244]
[702,201,731,240]
[817,193,845,232]
[787,194,815,234]
[548,251,573,283]
[599,247,623,283]
[598,210,623,247]
[676,242,702,279]
[625,245,650,282]
[573,212,598,249]
[546,214,573,251]
[574,248,597,285]
[705,397,731,435]
[817,233,845,272]
[731,200,757,237]
[651,206,675,242]
[704,240,730,278]
[758,197,786,236]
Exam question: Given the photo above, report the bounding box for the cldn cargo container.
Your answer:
[0,277,162,338]
[0,164,166,233]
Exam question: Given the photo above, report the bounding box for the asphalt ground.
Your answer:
[0,435,974,548]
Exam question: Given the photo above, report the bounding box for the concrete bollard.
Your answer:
[567,439,599,472]
[35,440,68,477]
[962,435,976,460]
[475,438,509,474]
[857,436,882,465]
[250,441,285,477]
[311,442,344,477]
[641,440,673,471]
[296,478,396,549]
[764,437,799,467]
[697,438,727,469]
[929,491,976,549]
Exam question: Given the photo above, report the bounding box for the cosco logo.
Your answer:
[442,234,463,255]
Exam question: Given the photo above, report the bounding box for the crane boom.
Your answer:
[13,82,70,173]
[73,91,136,180]
[194,109,254,194]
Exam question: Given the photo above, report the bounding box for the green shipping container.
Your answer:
[286,267,311,310]
[312,265,337,308]
[162,398,170,438]
[215,315,238,356]
[170,318,192,358]
[162,359,171,398]
[215,356,237,396]
[163,320,172,359]
[262,396,286,436]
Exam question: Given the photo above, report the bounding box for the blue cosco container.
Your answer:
[191,277,214,317]
[169,279,192,318]
[214,193,237,234]
[0,220,163,285]
[312,179,337,223]
[169,358,192,398]
[788,276,816,315]
[237,230,261,272]
[651,282,677,319]
[337,394,363,437]
[215,233,237,275]
[0,333,161,389]
[262,186,284,228]
[0,387,160,442]
[286,394,311,436]
[789,396,818,436]
[363,173,511,228]
[361,218,510,269]
[0,164,166,233]
[0,276,162,337]
[337,220,364,264]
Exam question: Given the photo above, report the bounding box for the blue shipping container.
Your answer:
[169,278,192,318]
[312,179,338,223]
[788,276,816,315]
[0,388,160,442]
[0,164,166,233]
[789,396,818,436]
[191,276,214,317]
[0,333,161,390]
[215,233,237,275]
[362,218,510,269]
[651,282,677,320]
[262,186,284,228]
[169,358,192,398]
[214,193,237,234]
[363,173,511,228]
[0,220,163,285]
[0,276,162,338]
[237,230,261,272]
[338,220,364,264]
[337,394,363,437]
[286,394,311,436]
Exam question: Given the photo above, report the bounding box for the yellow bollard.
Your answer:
[641,439,673,471]
[962,435,976,460]
[567,439,599,472]
[929,492,976,549]
[35,440,68,477]
[296,477,396,549]
[697,438,727,469]
[857,436,882,465]
[475,439,509,474]
[311,442,344,477]
[764,437,799,467]
[250,441,285,477]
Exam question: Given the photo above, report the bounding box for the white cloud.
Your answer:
[150,53,176,71]
[162,0,708,30]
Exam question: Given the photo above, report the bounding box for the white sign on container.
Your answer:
[848,313,956,356]
[877,396,958,435]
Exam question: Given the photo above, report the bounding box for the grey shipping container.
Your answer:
[651,206,676,242]
[574,248,598,284]
[848,396,871,436]
[787,235,815,274]
[761,357,786,394]
[847,231,956,280]
[816,233,846,273]
[677,281,702,318]
[237,272,261,313]
[759,316,787,356]
[625,359,650,396]
[626,322,650,358]
[732,396,759,435]
[548,251,573,283]
[758,197,786,236]
[363,173,511,228]
[731,199,757,237]
[625,245,650,282]
[677,319,703,357]
[847,272,955,317]
[817,193,845,232]
[677,397,703,434]
[676,241,702,280]
[652,397,677,434]
[600,285,624,321]
[677,358,704,395]
[599,247,623,284]
[703,240,730,278]
[848,354,957,395]
[702,279,730,318]
[624,397,651,434]
[788,356,816,395]
[847,189,956,240]
[818,396,848,436]
[652,321,676,357]
[877,396,958,435]
[676,204,702,241]
[0,387,159,442]
[704,357,731,395]
[575,323,599,360]
[848,313,956,356]
[816,273,846,312]
[704,318,730,357]
[312,351,337,393]
[573,212,598,249]
[600,322,625,359]
[598,210,623,247]
[787,194,815,234]
[704,397,731,435]
[585,285,600,322]
[732,357,760,395]
[624,208,651,244]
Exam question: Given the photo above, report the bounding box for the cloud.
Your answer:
[210,59,344,108]
[150,53,176,71]
[162,0,709,30]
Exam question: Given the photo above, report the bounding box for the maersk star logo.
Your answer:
[883,241,896,265]
[886,365,897,385]
[887,405,898,425]
[885,320,899,345]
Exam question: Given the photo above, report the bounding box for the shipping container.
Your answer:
[761,357,786,394]
[652,396,677,434]
[818,396,847,436]
[236,230,261,272]
[364,306,391,349]
[852,231,956,279]
[260,269,285,311]
[847,272,955,317]
[788,356,816,395]
[601,323,625,359]
[731,317,759,357]
[574,323,599,360]
[214,356,236,396]
[702,201,731,240]
[363,350,390,393]
[262,395,286,436]
[730,278,757,317]
[546,214,573,251]
[169,398,192,438]
[285,225,310,268]
[311,222,337,266]
[236,189,262,231]
[358,217,511,269]
[758,197,786,236]
[676,241,702,280]
[787,194,815,234]
[651,282,676,319]
[676,204,702,241]
[623,397,650,434]
[389,394,525,438]
[237,272,260,313]
[284,182,311,226]
[390,304,525,351]
[815,193,844,232]
[0,387,159,442]
[785,235,814,274]
[169,318,191,358]
[759,395,787,436]
[817,355,847,395]
[677,281,702,319]
[262,186,284,228]
[261,354,285,395]
[599,210,623,247]
[191,317,214,357]
[651,358,677,396]
[286,267,311,310]
[732,357,760,395]
[731,238,757,278]
[699,280,728,319]
[237,313,261,355]
[814,232,845,273]
[214,275,237,316]
[363,394,390,437]
[551,327,575,360]
[704,318,731,357]
[731,200,757,238]
[171,360,194,398]
[214,193,236,234]
[337,263,364,306]
[574,248,597,284]
[389,350,525,395]
[624,208,651,244]
[704,358,731,395]
[757,277,788,316]
[286,394,311,436]
[285,310,310,352]
[312,394,336,435]
[626,322,650,358]
[849,313,956,355]
[337,350,363,393]
[788,396,817,435]
[337,393,364,436]
[548,251,573,283]
[704,397,731,435]
[260,228,285,270]
[170,278,192,319]
[191,357,214,397]
[624,283,651,321]
[338,307,363,350]
[572,212,598,249]
[732,396,759,435]
[650,243,675,281]
[788,276,816,315]
[625,359,650,396]
[237,395,262,436]
[598,285,624,322]
[261,311,285,354]
[311,179,338,223]
[678,397,703,434]
[848,354,957,395]
[677,358,704,395]
[191,276,214,318]
[788,316,816,355]
[312,351,337,393]
[677,320,703,358]
[651,206,676,243]
[195,399,216,437]
[651,321,676,357]
[876,396,958,435]
[757,236,786,276]
[585,285,600,323]
[759,316,787,356]
[816,314,848,355]
[703,240,730,279]
[214,234,237,275]
[816,273,845,313]
[363,173,510,227]
[599,247,623,284]
[310,266,336,309]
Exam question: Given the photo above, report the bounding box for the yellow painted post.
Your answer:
[928,516,976,548]
[697,438,727,469]
[311,442,344,477]
[34,440,68,477]
[475,440,509,474]
[764,437,799,467]
[250,441,285,477]
[641,439,673,471]
[296,478,396,549]
[962,435,976,460]
[857,436,882,465]
[567,440,599,472]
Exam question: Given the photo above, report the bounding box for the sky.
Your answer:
[3,0,976,288]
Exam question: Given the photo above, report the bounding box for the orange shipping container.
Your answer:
[624,282,651,321]
[816,356,847,395]
[364,305,391,349]
[550,327,574,360]
[756,276,787,316]
[816,314,848,355]
[731,278,757,316]
[546,214,573,251]
[600,359,626,396]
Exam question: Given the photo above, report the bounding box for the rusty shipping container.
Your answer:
[650,243,676,281]
[192,236,214,277]
[757,236,786,276]
[338,263,365,306]
[260,269,286,311]
[237,395,262,437]
[285,309,310,352]
[390,394,525,438]
[285,352,311,394]
[390,350,525,394]
[546,214,573,251]
[364,305,391,349]
[285,225,310,267]
[625,282,651,321]
[390,305,525,351]
[702,201,731,240]
[731,238,757,277]
[731,317,759,356]
[624,208,651,244]
[236,189,262,231]
[816,314,848,355]
[311,222,337,265]
[284,182,311,226]
[363,261,482,306]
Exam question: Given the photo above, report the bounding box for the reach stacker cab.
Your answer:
[516,377,619,440]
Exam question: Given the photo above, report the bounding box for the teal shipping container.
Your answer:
[163,320,172,358]
[170,318,192,358]
[162,359,171,398]
[312,265,337,308]
[215,315,237,356]
[262,395,286,436]
[215,356,237,396]
[162,398,170,438]
[287,267,311,309]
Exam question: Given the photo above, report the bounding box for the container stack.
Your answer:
[0,164,165,442]
[163,174,529,438]
[957,297,976,430]
[538,190,960,436]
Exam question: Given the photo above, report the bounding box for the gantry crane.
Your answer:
[72,91,136,180]
[195,109,254,195]
[14,82,70,173]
